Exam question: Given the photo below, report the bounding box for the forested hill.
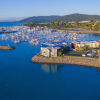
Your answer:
[20,16,60,24]
[55,13,100,22]
[20,14,100,23]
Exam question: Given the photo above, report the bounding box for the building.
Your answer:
[41,47,50,57]
[68,21,76,24]
[74,41,100,50]
[97,49,100,58]
[79,20,90,23]
[41,47,61,57]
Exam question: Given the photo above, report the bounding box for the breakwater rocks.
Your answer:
[32,55,100,68]
[0,46,14,50]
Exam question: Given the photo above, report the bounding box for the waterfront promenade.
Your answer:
[32,55,100,68]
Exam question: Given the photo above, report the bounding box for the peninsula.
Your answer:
[32,42,100,68]
[32,55,100,68]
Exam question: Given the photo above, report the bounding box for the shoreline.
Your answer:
[24,25,100,34]
[32,55,100,68]
[53,29,100,34]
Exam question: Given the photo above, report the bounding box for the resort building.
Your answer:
[68,21,76,24]
[73,41,100,50]
[41,47,61,57]
[97,49,100,58]
[78,20,90,23]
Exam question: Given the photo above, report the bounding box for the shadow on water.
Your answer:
[41,64,64,73]
[93,33,100,36]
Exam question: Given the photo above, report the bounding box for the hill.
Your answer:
[56,13,100,22]
[20,16,60,24]
[20,13,100,24]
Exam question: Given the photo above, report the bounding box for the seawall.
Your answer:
[0,46,14,50]
[32,55,100,68]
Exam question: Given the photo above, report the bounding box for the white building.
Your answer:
[41,47,51,57]
[41,47,61,57]
[76,41,100,48]
[79,20,90,23]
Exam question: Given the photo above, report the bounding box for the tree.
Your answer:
[90,20,96,24]
[81,45,90,51]
[93,22,100,31]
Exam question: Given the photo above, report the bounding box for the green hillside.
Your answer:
[20,13,100,23]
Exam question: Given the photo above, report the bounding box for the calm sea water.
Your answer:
[0,22,24,27]
[0,22,100,100]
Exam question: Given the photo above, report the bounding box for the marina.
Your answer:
[0,25,100,48]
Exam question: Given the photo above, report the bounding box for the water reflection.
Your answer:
[93,33,100,36]
[41,64,64,73]
[97,68,100,74]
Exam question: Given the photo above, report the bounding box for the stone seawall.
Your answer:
[32,55,100,68]
[0,46,13,50]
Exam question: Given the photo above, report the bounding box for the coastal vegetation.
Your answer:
[58,46,70,57]
[23,14,100,32]
[24,19,100,32]
[93,22,100,31]
[77,45,90,51]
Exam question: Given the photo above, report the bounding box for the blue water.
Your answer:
[0,22,24,27]
[0,23,100,100]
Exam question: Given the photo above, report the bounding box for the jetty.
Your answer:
[32,55,100,68]
[0,46,14,50]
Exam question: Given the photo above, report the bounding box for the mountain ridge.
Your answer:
[19,13,100,23]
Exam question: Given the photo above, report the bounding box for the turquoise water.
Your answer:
[0,23,100,100]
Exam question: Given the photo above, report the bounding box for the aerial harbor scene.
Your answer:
[1,0,100,100]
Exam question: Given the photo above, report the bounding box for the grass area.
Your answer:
[64,51,83,57]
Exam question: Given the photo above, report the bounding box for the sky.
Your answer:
[0,0,100,20]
